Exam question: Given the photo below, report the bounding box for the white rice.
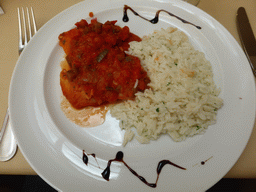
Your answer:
[110,27,223,146]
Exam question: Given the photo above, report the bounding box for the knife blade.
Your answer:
[236,7,256,76]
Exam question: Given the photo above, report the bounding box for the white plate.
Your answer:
[9,0,255,191]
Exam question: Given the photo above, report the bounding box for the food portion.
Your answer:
[58,18,223,146]
[59,19,150,109]
[110,27,223,146]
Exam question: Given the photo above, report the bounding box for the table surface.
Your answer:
[0,0,256,178]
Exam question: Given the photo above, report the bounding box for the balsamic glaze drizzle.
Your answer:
[201,156,213,165]
[101,151,186,188]
[82,150,99,167]
[123,5,201,29]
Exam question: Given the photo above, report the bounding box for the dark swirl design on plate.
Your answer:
[83,151,186,188]
[123,5,201,29]
[201,156,213,165]
[82,150,100,168]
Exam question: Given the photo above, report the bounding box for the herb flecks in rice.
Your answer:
[110,27,223,146]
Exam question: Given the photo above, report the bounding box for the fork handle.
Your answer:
[0,108,9,143]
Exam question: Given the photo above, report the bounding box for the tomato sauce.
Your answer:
[59,19,150,109]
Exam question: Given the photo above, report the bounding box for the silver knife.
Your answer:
[236,7,256,76]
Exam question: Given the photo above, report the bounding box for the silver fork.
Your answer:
[18,7,37,53]
[0,7,37,161]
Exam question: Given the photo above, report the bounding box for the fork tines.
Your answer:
[18,7,37,54]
